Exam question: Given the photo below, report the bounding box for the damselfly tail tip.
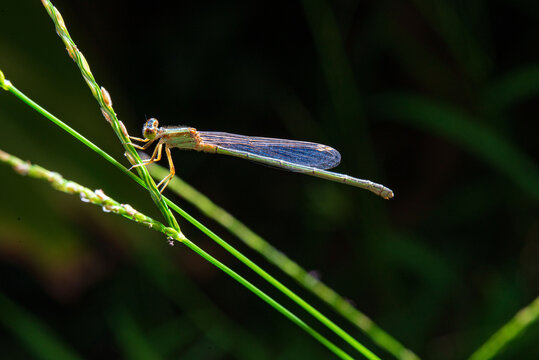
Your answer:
[382,189,394,200]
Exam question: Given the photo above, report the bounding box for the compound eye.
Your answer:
[142,118,159,140]
[148,118,159,129]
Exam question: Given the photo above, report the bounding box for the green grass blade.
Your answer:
[298,3,416,357]
[3,69,270,359]
[135,245,271,360]
[180,236,357,360]
[0,149,356,360]
[468,296,539,360]
[0,73,378,359]
[3,81,133,181]
[159,192,380,359]
[109,307,162,360]
[4,1,384,356]
[483,65,539,116]
[39,0,179,232]
[0,149,180,238]
[151,163,417,360]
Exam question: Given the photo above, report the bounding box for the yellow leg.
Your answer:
[129,141,163,170]
[129,136,148,142]
[127,136,156,150]
[156,146,175,193]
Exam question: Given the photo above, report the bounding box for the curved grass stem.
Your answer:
[150,164,418,360]
[0,148,355,360]
[0,72,379,359]
[0,1,387,358]
[39,0,179,231]
[468,296,539,360]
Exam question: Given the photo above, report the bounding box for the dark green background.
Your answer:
[0,1,538,359]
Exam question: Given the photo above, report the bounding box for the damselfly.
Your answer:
[128,118,394,199]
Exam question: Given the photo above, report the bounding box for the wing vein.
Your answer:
[198,131,341,169]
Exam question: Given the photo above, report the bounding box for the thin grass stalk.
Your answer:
[0,148,356,360]
[0,77,144,190]
[299,1,415,359]
[134,249,271,359]
[468,296,539,360]
[0,149,181,238]
[151,164,417,360]
[39,0,179,231]
[0,71,378,359]
[8,1,384,356]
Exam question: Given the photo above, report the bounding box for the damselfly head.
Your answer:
[143,118,160,140]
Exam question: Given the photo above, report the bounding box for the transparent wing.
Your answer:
[198,131,341,169]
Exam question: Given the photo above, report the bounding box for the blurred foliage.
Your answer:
[0,0,538,359]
